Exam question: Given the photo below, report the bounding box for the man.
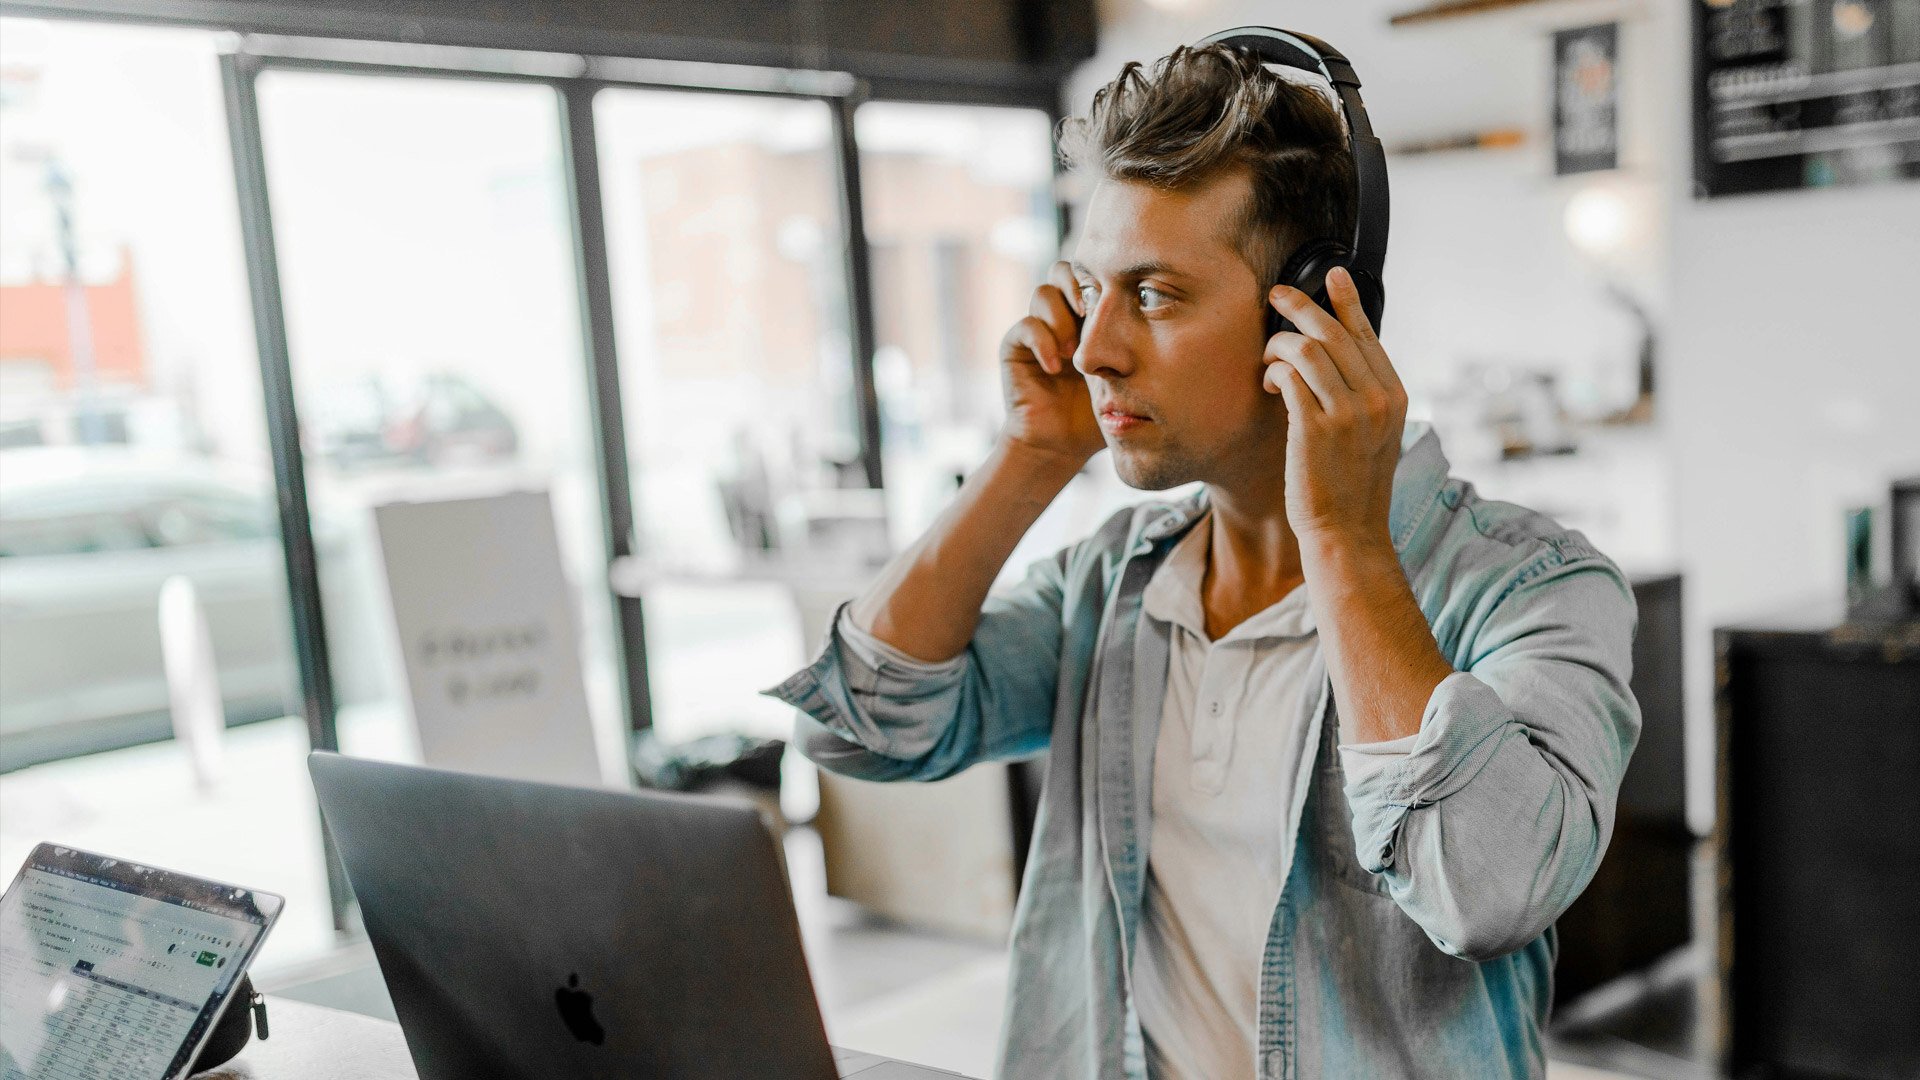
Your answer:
[763,42,1638,1080]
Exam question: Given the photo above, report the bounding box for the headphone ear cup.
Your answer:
[1267,240,1351,337]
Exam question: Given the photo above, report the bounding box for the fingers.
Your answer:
[1267,282,1346,346]
[1019,260,1082,376]
[1267,286,1374,403]
[1264,332,1347,411]
[1030,285,1080,362]
[1007,315,1067,375]
[1267,274,1411,435]
[1264,357,1319,422]
[1322,266,1377,347]
[1047,259,1083,318]
[1324,266,1406,398]
[1265,332,1406,431]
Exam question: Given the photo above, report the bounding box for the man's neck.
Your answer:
[1199,481,1307,641]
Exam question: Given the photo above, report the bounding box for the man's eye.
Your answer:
[1137,284,1171,310]
[1077,283,1097,308]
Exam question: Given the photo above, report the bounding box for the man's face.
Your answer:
[1070,169,1280,491]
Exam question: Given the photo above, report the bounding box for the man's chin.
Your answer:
[1109,447,1191,491]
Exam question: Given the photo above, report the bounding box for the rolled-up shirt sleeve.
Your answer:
[1336,733,1416,787]
[814,604,967,762]
[759,546,1069,783]
[1341,556,1640,962]
[837,605,967,678]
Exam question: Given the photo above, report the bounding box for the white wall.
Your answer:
[1644,4,1919,831]
[1664,179,1920,828]
[1667,183,1920,621]
[1069,0,1920,832]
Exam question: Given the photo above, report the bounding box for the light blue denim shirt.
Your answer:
[763,422,1640,1080]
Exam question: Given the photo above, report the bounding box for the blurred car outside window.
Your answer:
[0,17,337,971]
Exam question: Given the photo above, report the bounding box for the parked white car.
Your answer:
[0,447,380,769]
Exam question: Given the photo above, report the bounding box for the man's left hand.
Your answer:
[1263,265,1409,551]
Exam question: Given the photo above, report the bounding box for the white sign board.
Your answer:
[373,490,610,788]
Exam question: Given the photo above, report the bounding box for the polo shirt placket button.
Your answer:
[1263,1048,1285,1079]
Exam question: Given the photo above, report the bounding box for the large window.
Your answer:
[0,19,331,969]
[856,102,1059,504]
[253,70,626,773]
[0,16,1072,968]
[596,89,857,744]
[853,102,1124,581]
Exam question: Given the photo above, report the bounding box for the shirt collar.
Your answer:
[1387,421,1449,554]
[1141,510,1211,636]
[1141,511,1317,643]
[1233,582,1314,641]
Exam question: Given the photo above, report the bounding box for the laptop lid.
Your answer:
[308,751,839,1080]
[0,843,282,1080]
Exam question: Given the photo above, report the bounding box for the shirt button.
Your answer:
[1208,700,1221,716]
[1264,1049,1285,1079]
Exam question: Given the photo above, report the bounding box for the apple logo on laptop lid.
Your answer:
[554,973,605,1046]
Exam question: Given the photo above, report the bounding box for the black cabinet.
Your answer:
[1707,608,1920,1080]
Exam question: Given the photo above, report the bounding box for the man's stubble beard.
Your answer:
[1109,436,1205,492]
[1108,407,1289,492]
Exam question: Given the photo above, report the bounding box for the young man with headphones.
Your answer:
[765,28,1638,1080]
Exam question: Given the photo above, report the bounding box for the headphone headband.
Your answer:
[1196,26,1391,288]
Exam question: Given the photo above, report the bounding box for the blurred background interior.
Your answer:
[0,0,1915,1077]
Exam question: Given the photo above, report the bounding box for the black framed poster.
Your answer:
[1555,23,1621,175]
[1693,0,1920,197]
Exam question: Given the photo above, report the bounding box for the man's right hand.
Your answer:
[997,260,1104,468]
[850,263,1097,663]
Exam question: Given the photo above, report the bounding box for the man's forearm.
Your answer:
[849,439,1085,664]
[1301,533,1455,746]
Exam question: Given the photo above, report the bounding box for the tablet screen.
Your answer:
[0,844,282,1080]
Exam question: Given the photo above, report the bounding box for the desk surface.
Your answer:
[193,997,979,1079]
[196,997,416,1080]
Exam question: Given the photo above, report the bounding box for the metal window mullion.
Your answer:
[829,90,884,490]
[557,81,654,736]
[217,49,352,933]
[1046,89,1072,253]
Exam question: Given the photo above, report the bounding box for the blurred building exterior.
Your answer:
[0,260,147,396]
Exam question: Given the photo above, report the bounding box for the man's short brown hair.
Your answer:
[1058,43,1357,292]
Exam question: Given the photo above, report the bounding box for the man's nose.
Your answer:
[1073,297,1135,379]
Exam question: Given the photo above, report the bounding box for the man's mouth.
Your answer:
[1097,404,1152,434]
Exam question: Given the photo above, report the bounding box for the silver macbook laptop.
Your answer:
[307,751,974,1080]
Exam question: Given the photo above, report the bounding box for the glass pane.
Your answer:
[255,73,625,775]
[596,90,854,743]
[852,103,1121,569]
[857,102,1145,584]
[0,20,329,969]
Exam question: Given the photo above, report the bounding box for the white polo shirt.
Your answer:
[1133,515,1408,1080]
[832,512,1411,1079]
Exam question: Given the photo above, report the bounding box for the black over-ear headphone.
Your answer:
[1196,26,1390,340]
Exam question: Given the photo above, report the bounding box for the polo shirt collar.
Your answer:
[1141,511,1317,643]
